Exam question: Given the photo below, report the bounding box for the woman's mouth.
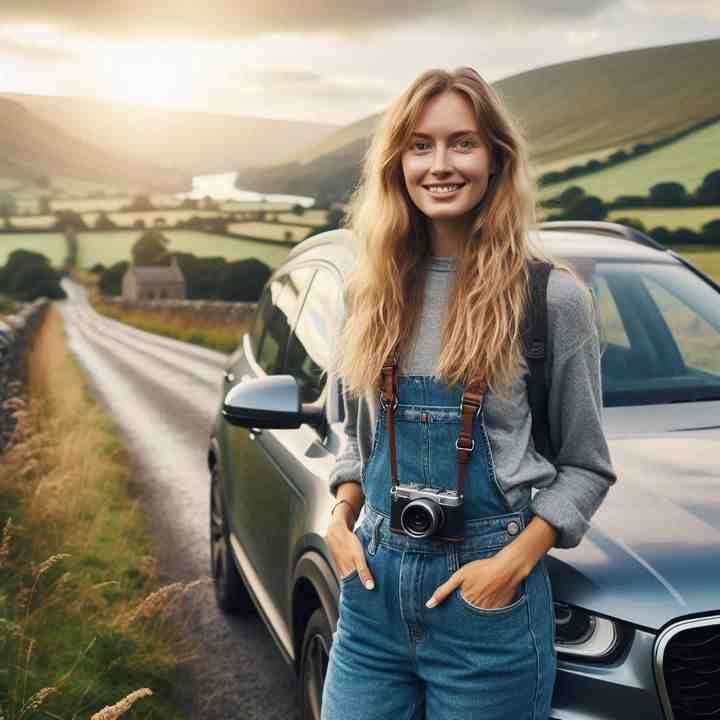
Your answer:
[423,182,466,196]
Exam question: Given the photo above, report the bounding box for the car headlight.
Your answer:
[553,602,621,659]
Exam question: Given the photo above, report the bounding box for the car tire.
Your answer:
[299,607,334,720]
[209,465,255,614]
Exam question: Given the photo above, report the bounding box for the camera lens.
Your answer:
[401,499,442,538]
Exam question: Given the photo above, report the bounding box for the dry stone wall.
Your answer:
[0,298,50,452]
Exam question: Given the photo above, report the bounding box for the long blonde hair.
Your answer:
[330,66,584,402]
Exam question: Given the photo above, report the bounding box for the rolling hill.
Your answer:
[237,37,720,203]
[1,94,340,178]
[0,97,184,191]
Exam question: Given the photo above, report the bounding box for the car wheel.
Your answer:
[300,607,334,720]
[209,465,254,614]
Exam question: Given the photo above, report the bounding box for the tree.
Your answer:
[131,230,171,266]
[0,192,17,219]
[701,219,720,245]
[649,182,688,206]
[94,211,116,230]
[128,194,154,212]
[696,170,720,204]
[0,249,65,300]
[99,261,130,295]
[54,210,87,232]
[564,195,607,221]
[217,259,271,301]
[558,186,585,208]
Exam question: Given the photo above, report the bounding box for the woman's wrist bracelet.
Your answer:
[331,499,358,525]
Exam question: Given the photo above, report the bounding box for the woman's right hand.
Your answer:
[325,517,375,590]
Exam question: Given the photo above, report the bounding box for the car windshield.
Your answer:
[585,260,720,407]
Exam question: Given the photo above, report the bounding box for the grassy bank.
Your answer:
[91,299,248,354]
[0,304,206,719]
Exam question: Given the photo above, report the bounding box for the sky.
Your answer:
[1,1,719,126]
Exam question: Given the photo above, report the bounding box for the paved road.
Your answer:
[58,278,301,720]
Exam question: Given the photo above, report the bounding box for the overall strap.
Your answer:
[379,346,399,486]
[456,376,487,498]
[378,346,486,497]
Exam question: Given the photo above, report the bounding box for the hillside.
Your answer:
[538,119,720,202]
[238,38,720,202]
[1,94,340,178]
[0,97,184,190]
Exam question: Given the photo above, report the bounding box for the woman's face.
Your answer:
[401,90,495,224]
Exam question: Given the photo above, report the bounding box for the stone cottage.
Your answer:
[121,256,186,300]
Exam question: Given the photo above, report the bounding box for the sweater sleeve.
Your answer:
[329,385,363,497]
[530,273,618,549]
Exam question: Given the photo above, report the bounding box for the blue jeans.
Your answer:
[322,376,557,719]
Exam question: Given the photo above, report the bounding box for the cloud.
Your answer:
[0,0,618,39]
[0,36,72,62]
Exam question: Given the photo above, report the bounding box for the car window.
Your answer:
[249,278,285,360]
[256,266,315,375]
[285,267,340,404]
[591,261,720,406]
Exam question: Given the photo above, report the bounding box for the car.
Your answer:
[207,220,720,720]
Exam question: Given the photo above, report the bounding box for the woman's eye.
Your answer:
[413,141,430,151]
[455,138,474,149]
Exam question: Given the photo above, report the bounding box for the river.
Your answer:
[176,171,315,207]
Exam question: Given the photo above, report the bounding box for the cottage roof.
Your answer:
[129,264,185,285]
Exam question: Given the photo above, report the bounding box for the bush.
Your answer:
[217,259,271,301]
[99,261,130,295]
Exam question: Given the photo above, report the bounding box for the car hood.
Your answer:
[548,405,720,631]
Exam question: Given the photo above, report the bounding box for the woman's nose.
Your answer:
[430,145,452,175]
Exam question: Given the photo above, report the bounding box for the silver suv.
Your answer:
[207,221,720,720]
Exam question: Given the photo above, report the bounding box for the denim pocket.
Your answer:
[339,524,367,585]
[453,545,528,615]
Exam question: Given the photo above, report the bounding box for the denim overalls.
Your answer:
[322,375,557,720]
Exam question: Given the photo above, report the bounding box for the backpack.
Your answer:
[520,260,555,464]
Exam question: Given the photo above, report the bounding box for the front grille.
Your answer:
[654,616,720,720]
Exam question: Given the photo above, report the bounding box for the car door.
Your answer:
[221,266,316,591]
[247,264,342,627]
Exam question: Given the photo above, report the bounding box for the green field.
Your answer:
[0,233,67,267]
[607,207,720,230]
[540,121,720,203]
[228,221,314,242]
[665,244,720,281]
[276,209,329,226]
[76,230,292,268]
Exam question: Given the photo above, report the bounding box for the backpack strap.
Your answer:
[522,260,555,463]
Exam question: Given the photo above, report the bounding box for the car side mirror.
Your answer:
[222,374,325,430]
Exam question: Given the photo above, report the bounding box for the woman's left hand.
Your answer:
[425,549,527,609]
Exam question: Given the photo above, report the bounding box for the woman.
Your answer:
[322,66,617,720]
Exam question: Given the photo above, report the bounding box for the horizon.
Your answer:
[1,2,719,125]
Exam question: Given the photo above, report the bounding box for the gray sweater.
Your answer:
[329,254,618,549]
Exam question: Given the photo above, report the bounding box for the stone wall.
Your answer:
[0,298,50,452]
[102,297,258,325]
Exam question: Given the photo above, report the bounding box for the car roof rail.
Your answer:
[538,220,667,253]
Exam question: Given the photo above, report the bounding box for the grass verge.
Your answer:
[0,303,207,719]
[91,300,246,354]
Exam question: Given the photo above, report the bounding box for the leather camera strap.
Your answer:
[379,345,487,498]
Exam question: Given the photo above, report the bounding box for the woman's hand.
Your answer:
[325,517,375,590]
[425,547,527,609]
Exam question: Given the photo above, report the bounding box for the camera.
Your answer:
[390,483,465,542]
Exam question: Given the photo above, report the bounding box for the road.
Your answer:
[58,278,301,720]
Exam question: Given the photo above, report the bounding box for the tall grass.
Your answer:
[0,304,208,719]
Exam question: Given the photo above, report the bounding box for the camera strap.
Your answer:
[379,345,488,498]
